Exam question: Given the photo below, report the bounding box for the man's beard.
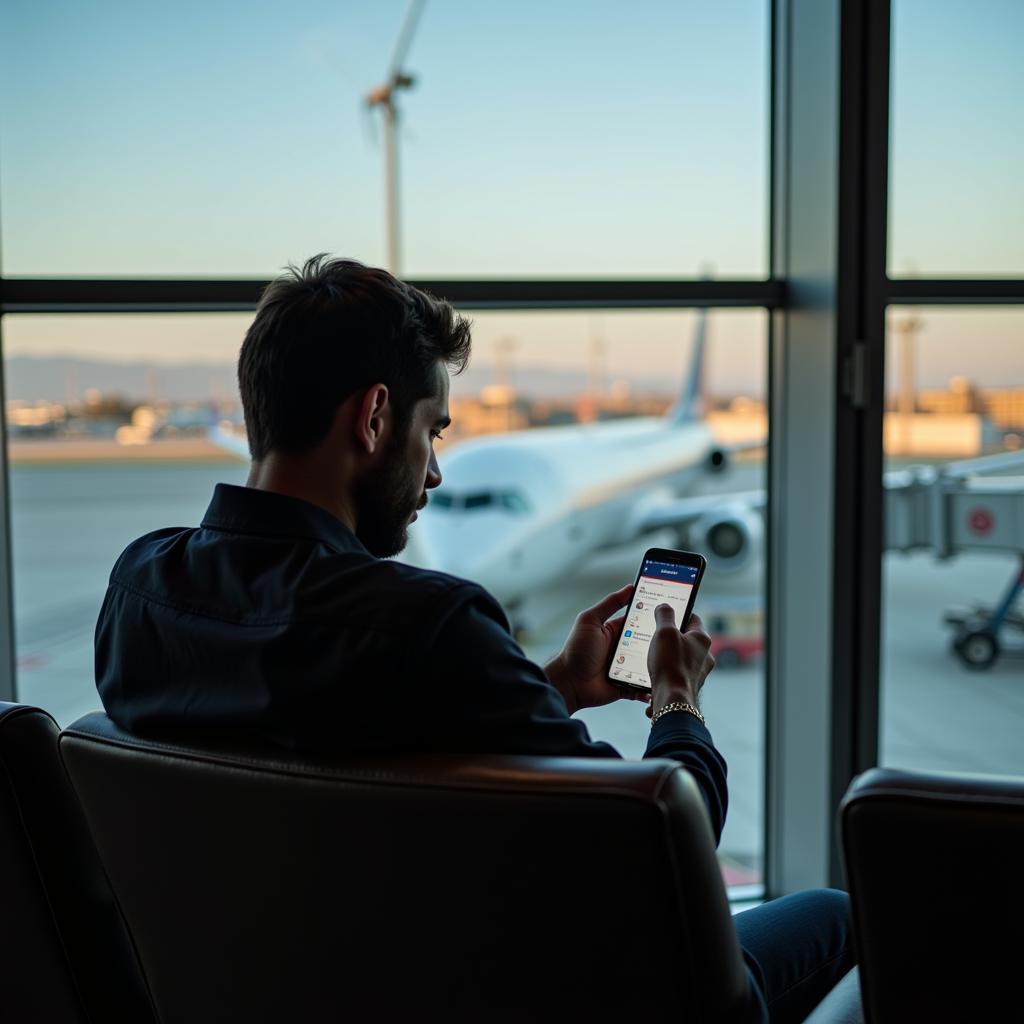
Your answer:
[352,436,422,558]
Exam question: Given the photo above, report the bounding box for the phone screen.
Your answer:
[608,555,702,690]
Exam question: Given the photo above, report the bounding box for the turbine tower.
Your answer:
[365,0,426,275]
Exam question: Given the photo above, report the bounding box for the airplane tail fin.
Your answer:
[666,308,707,425]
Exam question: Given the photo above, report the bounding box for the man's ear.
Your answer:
[353,383,391,455]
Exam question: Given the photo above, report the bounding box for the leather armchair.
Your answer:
[57,711,862,1022]
[0,703,153,1023]
[841,766,1024,1024]
[60,711,752,1021]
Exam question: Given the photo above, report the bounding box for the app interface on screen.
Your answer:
[610,559,699,689]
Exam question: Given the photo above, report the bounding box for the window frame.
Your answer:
[2,0,1023,899]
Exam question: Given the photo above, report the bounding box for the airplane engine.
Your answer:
[705,448,729,474]
[691,505,763,575]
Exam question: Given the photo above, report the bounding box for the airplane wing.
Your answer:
[723,439,766,455]
[629,489,766,537]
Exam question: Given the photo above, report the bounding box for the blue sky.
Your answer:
[0,0,768,278]
[0,1,1021,389]
[889,0,1024,276]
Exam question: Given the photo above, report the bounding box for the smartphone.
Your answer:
[607,547,707,691]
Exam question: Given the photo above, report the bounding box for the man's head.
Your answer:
[238,256,471,556]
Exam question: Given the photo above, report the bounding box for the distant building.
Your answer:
[908,379,1024,432]
[883,413,1000,457]
[981,389,1024,431]
[884,378,1024,455]
[5,400,66,438]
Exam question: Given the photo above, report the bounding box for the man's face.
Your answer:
[353,363,450,558]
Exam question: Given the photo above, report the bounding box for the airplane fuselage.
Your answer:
[405,417,717,604]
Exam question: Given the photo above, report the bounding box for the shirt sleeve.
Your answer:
[410,591,620,758]
[411,585,729,846]
[645,711,729,846]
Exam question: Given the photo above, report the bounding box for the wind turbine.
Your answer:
[365,0,426,275]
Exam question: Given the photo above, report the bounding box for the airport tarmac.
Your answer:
[12,457,1023,889]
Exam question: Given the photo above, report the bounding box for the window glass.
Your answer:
[4,314,250,724]
[0,0,768,278]
[881,307,1024,775]
[444,308,768,892]
[889,0,1024,276]
[4,306,768,893]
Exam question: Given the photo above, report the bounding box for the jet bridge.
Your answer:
[885,449,1024,669]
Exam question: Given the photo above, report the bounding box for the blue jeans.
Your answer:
[733,888,855,1024]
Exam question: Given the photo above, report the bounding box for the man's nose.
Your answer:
[426,451,442,489]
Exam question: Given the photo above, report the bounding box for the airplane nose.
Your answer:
[402,519,439,570]
[405,514,481,579]
[404,515,479,577]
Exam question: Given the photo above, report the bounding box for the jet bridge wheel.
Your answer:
[953,629,1001,671]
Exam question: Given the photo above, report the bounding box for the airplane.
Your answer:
[210,322,1024,653]
[210,311,766,618]
[402,311,766,611]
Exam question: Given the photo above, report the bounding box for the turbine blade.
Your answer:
[387,0,426,80]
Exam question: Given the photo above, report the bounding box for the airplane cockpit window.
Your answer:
[499,491,531,513]
[427,490,531,514]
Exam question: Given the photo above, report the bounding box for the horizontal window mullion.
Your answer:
[0,278,783,314]
[886,279,1024,305]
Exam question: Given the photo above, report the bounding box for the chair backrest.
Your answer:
[0,703,154,1024]
[840,766,1024,1024]
[60,711,750,1023]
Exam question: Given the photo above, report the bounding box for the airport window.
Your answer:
[2,314,250,724]
[880,307,1024,776]
[454,309,768,891]
[2,306,769,893]
[889,0,1024,276]
[0,0,768,279]
[11,0,1021,907]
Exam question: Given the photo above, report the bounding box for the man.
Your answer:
[96,256,855,1024]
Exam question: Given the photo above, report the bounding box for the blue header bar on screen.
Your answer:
[641,560,699,583]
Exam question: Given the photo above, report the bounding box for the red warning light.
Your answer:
[968,507,995,536]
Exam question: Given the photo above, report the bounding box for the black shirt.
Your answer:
[95,483,728,843]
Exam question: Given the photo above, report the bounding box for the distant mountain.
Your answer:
[4,355,677,406]
[6,356,238,405]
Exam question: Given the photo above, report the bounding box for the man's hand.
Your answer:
[646,605,715,718]
[544,583,651,715]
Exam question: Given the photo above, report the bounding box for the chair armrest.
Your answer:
[801,968,863,1024]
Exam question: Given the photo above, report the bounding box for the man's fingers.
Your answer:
[582,583,634,623]
[625,686,651,702]
[654,603,677,629]
[605,611,628,633]
[684,612,712,647]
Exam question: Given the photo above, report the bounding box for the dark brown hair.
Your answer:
[238,255,471,460]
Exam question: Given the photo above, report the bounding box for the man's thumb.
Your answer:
[654,603,676,629]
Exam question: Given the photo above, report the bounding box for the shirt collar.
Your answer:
[201,483,371,556]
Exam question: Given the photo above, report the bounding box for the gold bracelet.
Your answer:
[650,701,705,728]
